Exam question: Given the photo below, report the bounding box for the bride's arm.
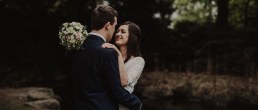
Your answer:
[102,43,128,86]
[117,52,128,86]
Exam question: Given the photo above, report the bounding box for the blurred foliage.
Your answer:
[229,0,257,28]
[170,0,217,28]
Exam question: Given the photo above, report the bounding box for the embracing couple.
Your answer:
[70,5,145,110]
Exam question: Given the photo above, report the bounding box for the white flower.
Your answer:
[63,23,68,27]
[58,22,88,50]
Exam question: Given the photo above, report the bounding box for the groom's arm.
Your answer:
[102,49,142,110]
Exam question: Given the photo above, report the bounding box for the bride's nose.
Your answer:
[115,32,121,37]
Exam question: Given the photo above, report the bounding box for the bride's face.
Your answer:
[115,25,129,46]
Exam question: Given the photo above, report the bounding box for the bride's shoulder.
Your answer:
[131,56,145,63]
[134,56,144,60]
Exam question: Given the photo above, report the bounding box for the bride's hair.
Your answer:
[122,21,142,63]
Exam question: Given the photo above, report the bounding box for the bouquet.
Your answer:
[58,22,88,50]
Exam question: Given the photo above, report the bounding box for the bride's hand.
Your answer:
[102,43,121,56]
[102,43,115,49]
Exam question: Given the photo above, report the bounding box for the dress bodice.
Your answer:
[119,56,145,110]
[124,56,145,93]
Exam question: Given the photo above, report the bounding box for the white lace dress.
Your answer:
[119,56,145,110]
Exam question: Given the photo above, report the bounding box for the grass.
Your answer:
[136,71,258,107]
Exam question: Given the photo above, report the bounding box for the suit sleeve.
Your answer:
[102,50,142,110]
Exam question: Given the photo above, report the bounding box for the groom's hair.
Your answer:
[91,5,118,30]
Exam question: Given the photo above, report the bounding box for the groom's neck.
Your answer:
[91,30,107,40]
[91,30,107,41]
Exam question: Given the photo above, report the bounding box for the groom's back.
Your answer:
[71,35,118,110]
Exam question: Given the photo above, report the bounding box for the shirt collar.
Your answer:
[89,32,106,42]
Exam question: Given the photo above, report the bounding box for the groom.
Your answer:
[70,5,142,110]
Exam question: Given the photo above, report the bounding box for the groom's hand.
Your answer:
[138,102,142,110]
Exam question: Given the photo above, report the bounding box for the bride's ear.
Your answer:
[104,22,111,30]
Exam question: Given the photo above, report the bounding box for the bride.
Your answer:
[102,21,145,110]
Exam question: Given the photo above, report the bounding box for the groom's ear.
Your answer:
[104,22,111,30]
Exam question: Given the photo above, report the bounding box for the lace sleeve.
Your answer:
[126,57,145,85]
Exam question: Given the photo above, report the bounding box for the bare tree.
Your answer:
[215,0,229,28]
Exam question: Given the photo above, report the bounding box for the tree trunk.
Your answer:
[255,0,258,27]
[207,57,213,74]
[215,0,229,28]
[244,0,250,27]
[207,48,213,74]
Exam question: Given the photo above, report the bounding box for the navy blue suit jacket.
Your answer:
[71,35,142,110]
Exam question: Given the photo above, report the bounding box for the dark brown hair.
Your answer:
[122,21,142,63]
[91,5,118,30]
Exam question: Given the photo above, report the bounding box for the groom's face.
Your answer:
[106,17,117,42]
